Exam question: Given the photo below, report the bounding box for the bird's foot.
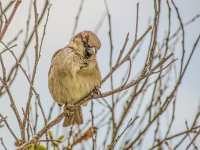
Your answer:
[91,86,101,97]
[64,103,76,111]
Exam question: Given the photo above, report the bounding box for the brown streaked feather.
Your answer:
[48,31,101,126]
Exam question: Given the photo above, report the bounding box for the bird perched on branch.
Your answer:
[48,31,101,127]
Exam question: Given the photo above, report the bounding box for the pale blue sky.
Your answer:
[0,0,200,149]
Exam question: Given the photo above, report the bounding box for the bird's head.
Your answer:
[68,31,101,59]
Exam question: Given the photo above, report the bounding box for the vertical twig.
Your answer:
[71,0,85,36]
[134,3,139,41]
[0,0,21,40]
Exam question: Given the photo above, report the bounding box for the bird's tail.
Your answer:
[63,105,83,127]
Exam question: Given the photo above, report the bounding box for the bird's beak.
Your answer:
[87,47,96,55]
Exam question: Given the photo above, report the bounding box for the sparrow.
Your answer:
[48,31,101,127]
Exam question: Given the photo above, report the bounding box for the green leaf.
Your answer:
[57,135,65,143]
[47,130,53,139]
[27,144,47,150]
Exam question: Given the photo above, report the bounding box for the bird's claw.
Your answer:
[92,86,101,97]
[64,103,76,110]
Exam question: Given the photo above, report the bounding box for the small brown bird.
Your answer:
[48,31,101,126]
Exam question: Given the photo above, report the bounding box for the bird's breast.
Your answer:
[48,67,101,105]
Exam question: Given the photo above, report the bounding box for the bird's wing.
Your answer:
[50,47,87,77]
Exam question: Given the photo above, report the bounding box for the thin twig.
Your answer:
[0,0,21,40]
